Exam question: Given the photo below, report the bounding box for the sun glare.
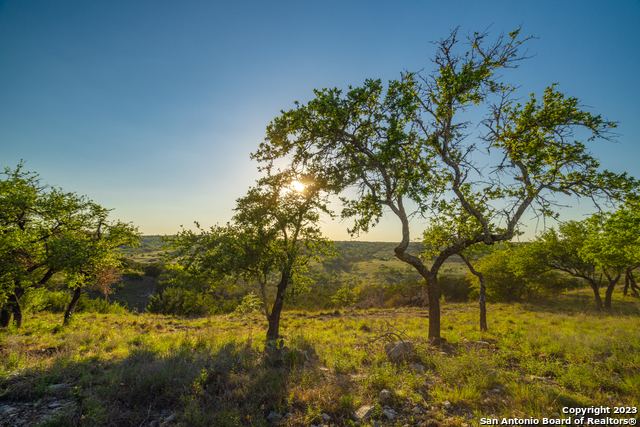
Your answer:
[290,180,306,192]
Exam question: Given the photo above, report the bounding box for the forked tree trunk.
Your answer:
[64,287,82,325]
[0,288,25,328]
[604,276,619,310]
[588,280,604,311]
[625,270,640,297]
[266,272,289,340]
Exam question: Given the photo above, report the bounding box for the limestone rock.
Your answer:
[354,405,374,421]
[384,340,414,362]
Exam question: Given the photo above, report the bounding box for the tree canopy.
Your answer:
[0,162,140,327]
[252,28,637,341]
[165,169,334,339]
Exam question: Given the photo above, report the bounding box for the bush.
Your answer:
[77,297,129,315]
[235,292,262,314]
[122,271,144,281]
[439,275,473,302]
[331,283,360,307]
[147,286,228,316]
[20,289,71,313]
[144,262,164,278]
[20,288,49,314]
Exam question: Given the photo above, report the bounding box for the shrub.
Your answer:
[147,286,225,316]
[122,271,144,281]
[144,262,164,278]
[20,288,50,314]
[20,289,71,313]
[77,298,129,315]
[439,275,473,302]
[331,283,360,307]
[235,292,262,314]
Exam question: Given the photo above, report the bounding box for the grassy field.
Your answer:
[1,289,638,427]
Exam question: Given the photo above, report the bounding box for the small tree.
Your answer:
[530,204,640,310]
[0,163,140,327]
[529,222,606,310]
[166,170,333,340]
[579,204,640,309]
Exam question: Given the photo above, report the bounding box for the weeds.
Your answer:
[0,289,638,426]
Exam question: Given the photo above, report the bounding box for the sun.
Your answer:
[290,180,306,192]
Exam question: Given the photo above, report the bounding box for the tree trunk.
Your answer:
[11,296,22,329]
[604,277,619,310]
[0,288,25,328]
[588,280,604,311]
[460,254,487,331]
[627,270,640,297]
[266,273,288,340]
[0,307,11,327]
[423,274,441,344]
[64,287,82,325]
[623,273,630,296]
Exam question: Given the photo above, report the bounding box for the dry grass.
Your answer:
[0,289,639,426]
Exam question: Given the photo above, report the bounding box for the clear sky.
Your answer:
[1,0,639,241]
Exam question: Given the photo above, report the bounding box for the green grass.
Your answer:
[1,289,639,426]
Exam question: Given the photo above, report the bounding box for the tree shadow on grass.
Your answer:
[514,291,640,317]
[0,340,295,427]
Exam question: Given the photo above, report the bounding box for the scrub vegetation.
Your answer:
[0,291,638,426]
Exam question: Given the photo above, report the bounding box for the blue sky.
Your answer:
[1,0,639,241]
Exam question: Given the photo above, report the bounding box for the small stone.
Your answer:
[165,413,176,422]
[150,421,157,427]
[379,389,392,402]
[48,383,71,390]
[267,411,282,419]
[412,363,426,373]
[442,400,452,410]
[383,408,397,419]
[373,422,383,427]
[413,406,422,414]
[322,413,331,421]
[354,405,374,421]
[0,405,15,413]
[48,402,62,408]
[384,340,414,362]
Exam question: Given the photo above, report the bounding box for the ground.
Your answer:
[0,289,638,426]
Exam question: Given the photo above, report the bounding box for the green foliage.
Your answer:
[76,297,129,315]
[469,245,580,302]
[147,286,228,316]
[251,28,635,341]
[330,283,360,307]
[0,162,141,326]
[235,292,262,314]
[438,275,473,302]
[143,262,164,278]
[122,271,144,281]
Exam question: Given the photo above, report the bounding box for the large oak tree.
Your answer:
[253,28,636,342]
